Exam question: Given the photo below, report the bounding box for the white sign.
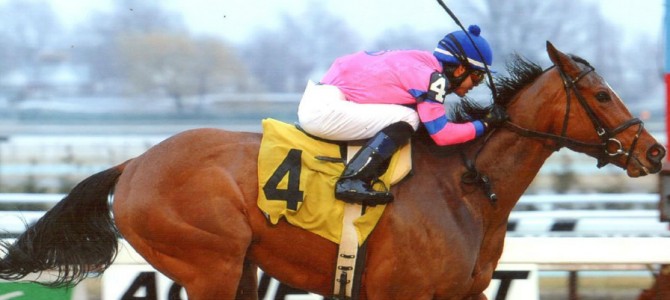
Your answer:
[103,264,187,300]
[484,264,539,300]
[103,264,537,300]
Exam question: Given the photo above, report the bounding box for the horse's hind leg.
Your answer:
[184,260,258,300]
[114,163,256,299]
[121,231,254,300]
[236,259,259,299]
[176,253,257,299]
[175,258,257,300]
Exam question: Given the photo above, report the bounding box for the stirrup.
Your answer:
[370,178,389,193]
[335,179,393,206]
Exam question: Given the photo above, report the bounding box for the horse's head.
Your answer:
[502,41,665,177]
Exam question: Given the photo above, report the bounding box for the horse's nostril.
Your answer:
[647,143,666,162]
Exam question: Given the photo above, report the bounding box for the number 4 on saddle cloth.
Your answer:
[257,118,412,245]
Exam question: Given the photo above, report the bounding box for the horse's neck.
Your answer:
[413,129,553,215]
[479,72,563,213]
[477,130,555,212]
[477,84,562,216]
[411,71,563,222]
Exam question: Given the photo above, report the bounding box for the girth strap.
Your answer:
[332,148,369,299]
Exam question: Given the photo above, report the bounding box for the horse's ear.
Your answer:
[546,41,581,76]
[547,41,580,76]
[546,41,560,62]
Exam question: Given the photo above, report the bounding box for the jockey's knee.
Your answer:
[382,122,415,146]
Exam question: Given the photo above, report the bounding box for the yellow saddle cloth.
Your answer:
[257,118,410,246]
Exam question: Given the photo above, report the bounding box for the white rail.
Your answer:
[0,192,656,205]
[0,193,666,300]
[0,193,666,237]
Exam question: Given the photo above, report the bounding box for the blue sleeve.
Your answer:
[473,120,486,136]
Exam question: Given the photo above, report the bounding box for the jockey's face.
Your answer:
[452,65,483,97]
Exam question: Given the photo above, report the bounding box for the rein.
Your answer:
[434,0,643,202]
[503,63,643,169]
[461,60,644,204]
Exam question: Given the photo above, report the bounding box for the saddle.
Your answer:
[257,118,412,299]
[257,118,411,245]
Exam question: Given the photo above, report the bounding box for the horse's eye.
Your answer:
[595,91,611,102]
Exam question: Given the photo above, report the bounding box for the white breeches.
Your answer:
[297,81,420,141]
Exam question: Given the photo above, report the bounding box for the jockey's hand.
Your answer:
[482,105,509,130]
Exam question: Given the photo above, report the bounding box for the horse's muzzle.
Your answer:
[646,143,665,173]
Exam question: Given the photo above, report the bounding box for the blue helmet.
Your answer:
[433,25,494,72]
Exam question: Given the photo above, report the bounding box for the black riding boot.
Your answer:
[335,122,413,206]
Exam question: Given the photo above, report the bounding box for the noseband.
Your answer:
[504,61,643,169]
[461,59,644,203]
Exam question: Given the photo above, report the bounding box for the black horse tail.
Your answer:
[0,163,126,287]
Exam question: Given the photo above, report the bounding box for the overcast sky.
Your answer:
[45,0,665,45]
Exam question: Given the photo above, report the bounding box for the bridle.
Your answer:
[462,60,644,203]
[503,59,643,169]
[434,0,647,203]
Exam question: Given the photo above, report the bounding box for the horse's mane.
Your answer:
[414,54,544,151]
[452,53,544,121]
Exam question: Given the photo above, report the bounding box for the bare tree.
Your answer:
[242,1,361,92]
[118,33,248,113]
[371,28,438,51]
[190,37,251,99]
[449,0,657,105]
[102,0,185,35]
[453,0,601,69]
[0,0,62,82]
[72,1,187,94]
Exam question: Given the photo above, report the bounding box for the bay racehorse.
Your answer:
[0,42,664,299]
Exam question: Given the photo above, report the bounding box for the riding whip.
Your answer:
[435,0,499,102]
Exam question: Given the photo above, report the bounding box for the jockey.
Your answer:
[298,25,508,206]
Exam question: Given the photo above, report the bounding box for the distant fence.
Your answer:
[0,193,668,299]
[0,193,666,238]
[508,193,669,237]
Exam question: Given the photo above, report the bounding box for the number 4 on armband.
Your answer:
[263,149,304,210]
